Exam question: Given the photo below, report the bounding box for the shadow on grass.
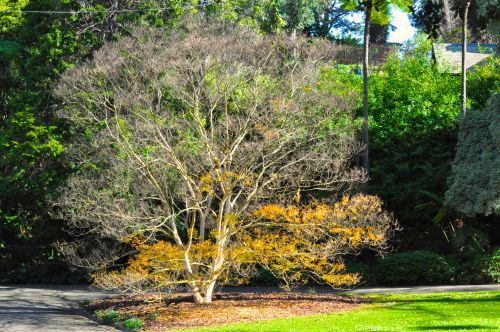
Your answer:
[414,325,498,330]
[372,294,500,305]
[363,293,500,321]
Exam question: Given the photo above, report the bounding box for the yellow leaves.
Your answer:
[328,227,384,246]
[127,240,184,273]
[200,173,213,192]
[253,204,288,222]
[254,194,390,229]
[253,203,329,224]
[121,234,147,250]
[190,241,218,262]
[347,227,364,246]
[322,273,360,287]
[245,194,395,288]
[301,203,329,223]
[294,188,301,203]
[104,194,394,293]
[199,171,253,193]
[333,194,384,219]
[367,232,385,244]
[224,213,239,231]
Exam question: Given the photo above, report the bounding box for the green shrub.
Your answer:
[248,266,279,286]
[374,250,455,286]
[484,248,500,283]
[146,313,158,321]
[451,255,486,284]
[0,259,88,284]
[468,56,500,109]
[123,317,143,329]
[449,248,500,284]
[346,261,376,286]
[367,39,460,234]
[444,94,500,217]
[95,310,121,325]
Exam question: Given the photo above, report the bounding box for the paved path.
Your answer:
[0,285,118,332]
[222,284,500,294]
[0,284,498,331]
[347,284,500,294]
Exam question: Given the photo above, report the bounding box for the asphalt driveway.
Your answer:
[0,284,498,331]
[0,285,118,332]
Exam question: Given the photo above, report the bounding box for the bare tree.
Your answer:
[54,17,396,304]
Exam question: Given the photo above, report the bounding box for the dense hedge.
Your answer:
[453,248,500,284]
[350,249,500,286]
[373,251,455,286]
[367,40,461,245]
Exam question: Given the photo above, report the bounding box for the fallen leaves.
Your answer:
[86,291,365,331]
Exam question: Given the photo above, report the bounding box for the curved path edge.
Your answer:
[1,284,498,331]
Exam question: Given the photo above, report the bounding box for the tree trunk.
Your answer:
[362,2,372,182]
[192,219,227,304]
[431,41,437,67]
[291,28,297,59]
[461,1,470,117]
[192,289,206,304]
[191,280,217,304]
[203,280,217,303]
[442,0,454,35]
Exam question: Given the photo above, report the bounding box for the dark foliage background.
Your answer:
[1,0,498,284]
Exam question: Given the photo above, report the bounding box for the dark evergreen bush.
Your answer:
[373,250,455,285]
[452,248,500,284]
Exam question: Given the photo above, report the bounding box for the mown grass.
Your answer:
[185,291,500,332]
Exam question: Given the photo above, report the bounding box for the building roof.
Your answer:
[435,43,498,73]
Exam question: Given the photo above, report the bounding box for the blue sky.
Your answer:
[343,6,417,44]
[389,7,417,43]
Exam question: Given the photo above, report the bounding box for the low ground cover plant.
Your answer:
[123,317,143,330]
[95,309,121,325]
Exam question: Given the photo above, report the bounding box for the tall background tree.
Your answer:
[366,36,499,252]
[341,0,412,177]
[412,0,500,43]
[461,0,471,116]
[279,0,328,37]
[411,0,445,64]
[445,93,499,217]
[305,0,361,39]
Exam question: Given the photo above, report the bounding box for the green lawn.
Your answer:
[186,291,500,332]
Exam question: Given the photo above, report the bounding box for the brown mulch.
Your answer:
[86,291,366,331]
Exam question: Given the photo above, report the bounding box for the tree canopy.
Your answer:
[53,17,396,303]
[445,93,500,217]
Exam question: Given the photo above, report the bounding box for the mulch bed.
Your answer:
[86,291,366,330]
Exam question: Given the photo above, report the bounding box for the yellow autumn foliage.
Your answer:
[93,194,395,293]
